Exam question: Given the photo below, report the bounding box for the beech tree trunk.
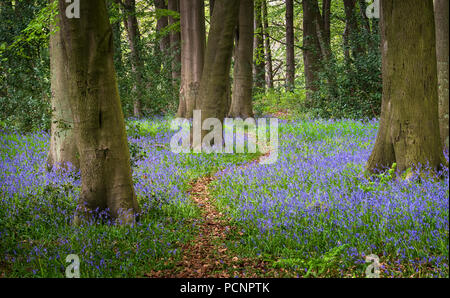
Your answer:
[123,0,144,118]
[434,0,449,151]
[229,0,254,119]
[366,0,445,173]
[58,0,140,224]
[198,0,240,134]
[47,11,79,170]
[253,0,265,90]
[177,0,206,118]
[262,0,273,89]
[285,0,295,90]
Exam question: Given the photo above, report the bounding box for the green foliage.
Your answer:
[0,0,52,132]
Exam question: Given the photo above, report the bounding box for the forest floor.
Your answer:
[145,153,295,278]
[0,118,448,278]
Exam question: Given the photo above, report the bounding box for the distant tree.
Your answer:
[367,0,445,173]
[302,0,322,102]
[229,0,254,119]
[253,0,265,90]
[285,0,295,90]
[262,0,273,89]
[434,0,449,151]
[58,0,140,224]
[155,0,170,55]
[168,0,181,84]
[122,0,145,118]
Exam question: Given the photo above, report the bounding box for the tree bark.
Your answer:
[58,0,140,224]
[285,0,295,90]
[253,0,265,90]
[198,0,240,135]
[434,0,449,151]
[123,0,144,118]
[229,0,254,119]
[262,0,273,89]
[177,0,206,118]
[366,0,445,173]
[47,10,79,170]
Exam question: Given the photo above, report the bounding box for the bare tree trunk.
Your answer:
[285,0,295,90]
[58,0,140,224]
[262,0,273,89]
[198,0,240,136]
[168,0,181,84]
[177,0,206,118]
[366,0,445,173]
[434,0,449,151]
[229,0,254,118]
[123,0,144,118]
[253,0,265,90]
[47,10,78,170]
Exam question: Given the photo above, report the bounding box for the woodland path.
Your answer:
[146,154,283,278]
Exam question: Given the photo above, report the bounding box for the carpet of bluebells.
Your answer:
[212,120,449,277]
[0,119,256,277]
[0,118,448,277]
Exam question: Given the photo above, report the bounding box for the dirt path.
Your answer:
[146,155,272,278]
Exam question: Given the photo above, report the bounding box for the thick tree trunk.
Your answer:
[253,0,265,90]
[58,0,140,224]
[366,0,444,173]
[177,0,206,118]
[262,0,273,89]
[434,0,449,151]
[302,0,322,102]
[47,12,79,170]
[229,0,254,118]
[168,0,181,84]
[123,0,144,118]
[198,0,240,137]
[285,0,295,90]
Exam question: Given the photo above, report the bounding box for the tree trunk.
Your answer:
[47,11,79,170]
[434,0,449,151]
[302,0,322,102]
[168,0,181,84]
[58,0,140,224]
[123,0,144,118]
[177,0,206,118]
[366,0,444,173]
[262,0,273,89]
[155,0,170,54]
[343,0,365,61]
[253,0,265,90]
[198,0,240,137]
[285,0,295,90]
[229,0,254,118]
